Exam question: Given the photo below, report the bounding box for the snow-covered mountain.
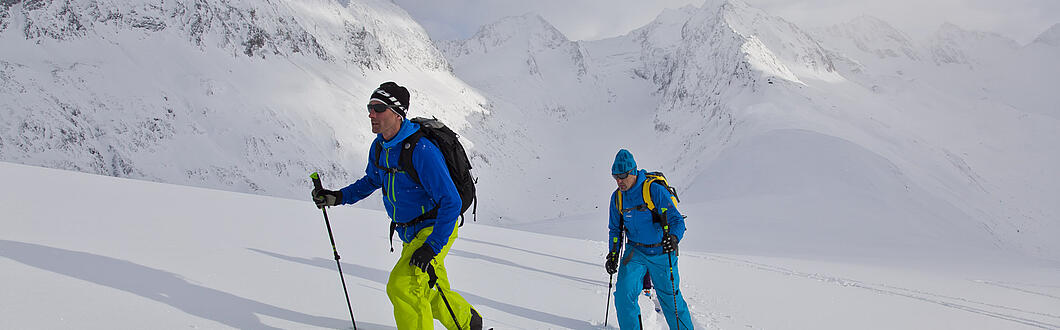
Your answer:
[928,22,1021,66]
[1032,23,1060,47]
[0,0,520,206]
[818,15,922,63]
[442,1,1060,261]
[3,0,1058,262]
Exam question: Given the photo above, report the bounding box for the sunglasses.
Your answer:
[612,171,633,180]
[367,103,397,113]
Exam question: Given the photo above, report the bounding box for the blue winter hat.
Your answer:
[611,149,637,175]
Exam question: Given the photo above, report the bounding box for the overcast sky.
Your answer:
[392,0,1060,45]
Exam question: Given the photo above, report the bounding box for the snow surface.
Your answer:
[2,0,1060,327]
[3,162,1059,329]
[1033,24,1060,47]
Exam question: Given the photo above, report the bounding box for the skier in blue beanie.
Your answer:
[606,149,694,329]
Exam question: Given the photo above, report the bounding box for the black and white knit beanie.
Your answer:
[370,82,410,117]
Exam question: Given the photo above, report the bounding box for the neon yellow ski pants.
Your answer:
[386,225,474,329]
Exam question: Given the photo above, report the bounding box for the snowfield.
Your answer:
[3,0,1059,328]
[2,162,1057,329]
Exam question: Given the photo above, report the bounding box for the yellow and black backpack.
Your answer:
[615,171,681,224]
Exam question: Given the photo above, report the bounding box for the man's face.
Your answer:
[368,100,402,137]
[614,170,637,192]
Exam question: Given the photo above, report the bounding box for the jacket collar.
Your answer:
[380,118,419,149]
[620,169,647,194]
[631,169,647,192]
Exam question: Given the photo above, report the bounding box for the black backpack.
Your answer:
[375,117,477,224]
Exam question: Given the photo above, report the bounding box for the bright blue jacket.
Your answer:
[608,170,686,255]
[339,119,461,254]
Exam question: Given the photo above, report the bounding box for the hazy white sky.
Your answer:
[392,0,1060,44]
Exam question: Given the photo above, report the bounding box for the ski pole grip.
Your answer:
[311,172,323,190]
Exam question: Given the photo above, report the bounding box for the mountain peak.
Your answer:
[440,11,580,71]
[937,22,964,34]
[717,0,839,77]
[439,12,589,80]
[819,15,920,61]
[846,15,905,33]
[464,13,569,47]
[930,22,1019,65]
[1032,23,1060,46]
[933,22,1017,47]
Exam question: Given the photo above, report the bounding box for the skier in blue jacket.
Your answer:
[311,82,481,330]
[606,149,694,329]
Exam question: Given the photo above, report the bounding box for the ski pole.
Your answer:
[604,273,614,327]
[427,264,462,330]
[602,232,623,328]
[604,235,622,328]
[311,172,357,330]
[664,225,679,330]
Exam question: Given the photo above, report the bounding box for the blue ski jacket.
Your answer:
[339,119,461,254]
[608,169,686,256]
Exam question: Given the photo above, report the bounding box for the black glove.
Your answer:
[605,251,619,275]
[409,244,436,272]
[661,233,678,253]
[311,187,342,209]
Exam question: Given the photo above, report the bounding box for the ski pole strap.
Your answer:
[388,206,439,252]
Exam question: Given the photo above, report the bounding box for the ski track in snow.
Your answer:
[976,280,1060,302]
[687,253,1060,329]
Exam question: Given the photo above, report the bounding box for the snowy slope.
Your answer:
[0,0,525,211]
[928,22,1020,66]
[438,13,649,222]
[442,1,1060,261]
[2,0,1057,272]
[3,162,1060,329]
[813,18,1060,260]
[1032,23,1060,47]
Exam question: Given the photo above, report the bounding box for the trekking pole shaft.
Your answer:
[665,226,679,330]
[323,207,357,330]
[428,265,462,330]
[604,274,613,327]
[604,234,623,327]
[312,173,357,330]
[667,251,679,330]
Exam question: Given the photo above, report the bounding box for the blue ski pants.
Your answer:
[614,246,694,329]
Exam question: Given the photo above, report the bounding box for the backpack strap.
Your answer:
[613,189,625,252]
[617,175,683,248]
[642,176,679,213]
[642,177,659,212]
[388,207,438,252]
[372,141,396,197]
[398,131,425,185]
[376,131,447,252]
[395,130,464,227]
[643,176,677,226]
[615,189,653,230]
